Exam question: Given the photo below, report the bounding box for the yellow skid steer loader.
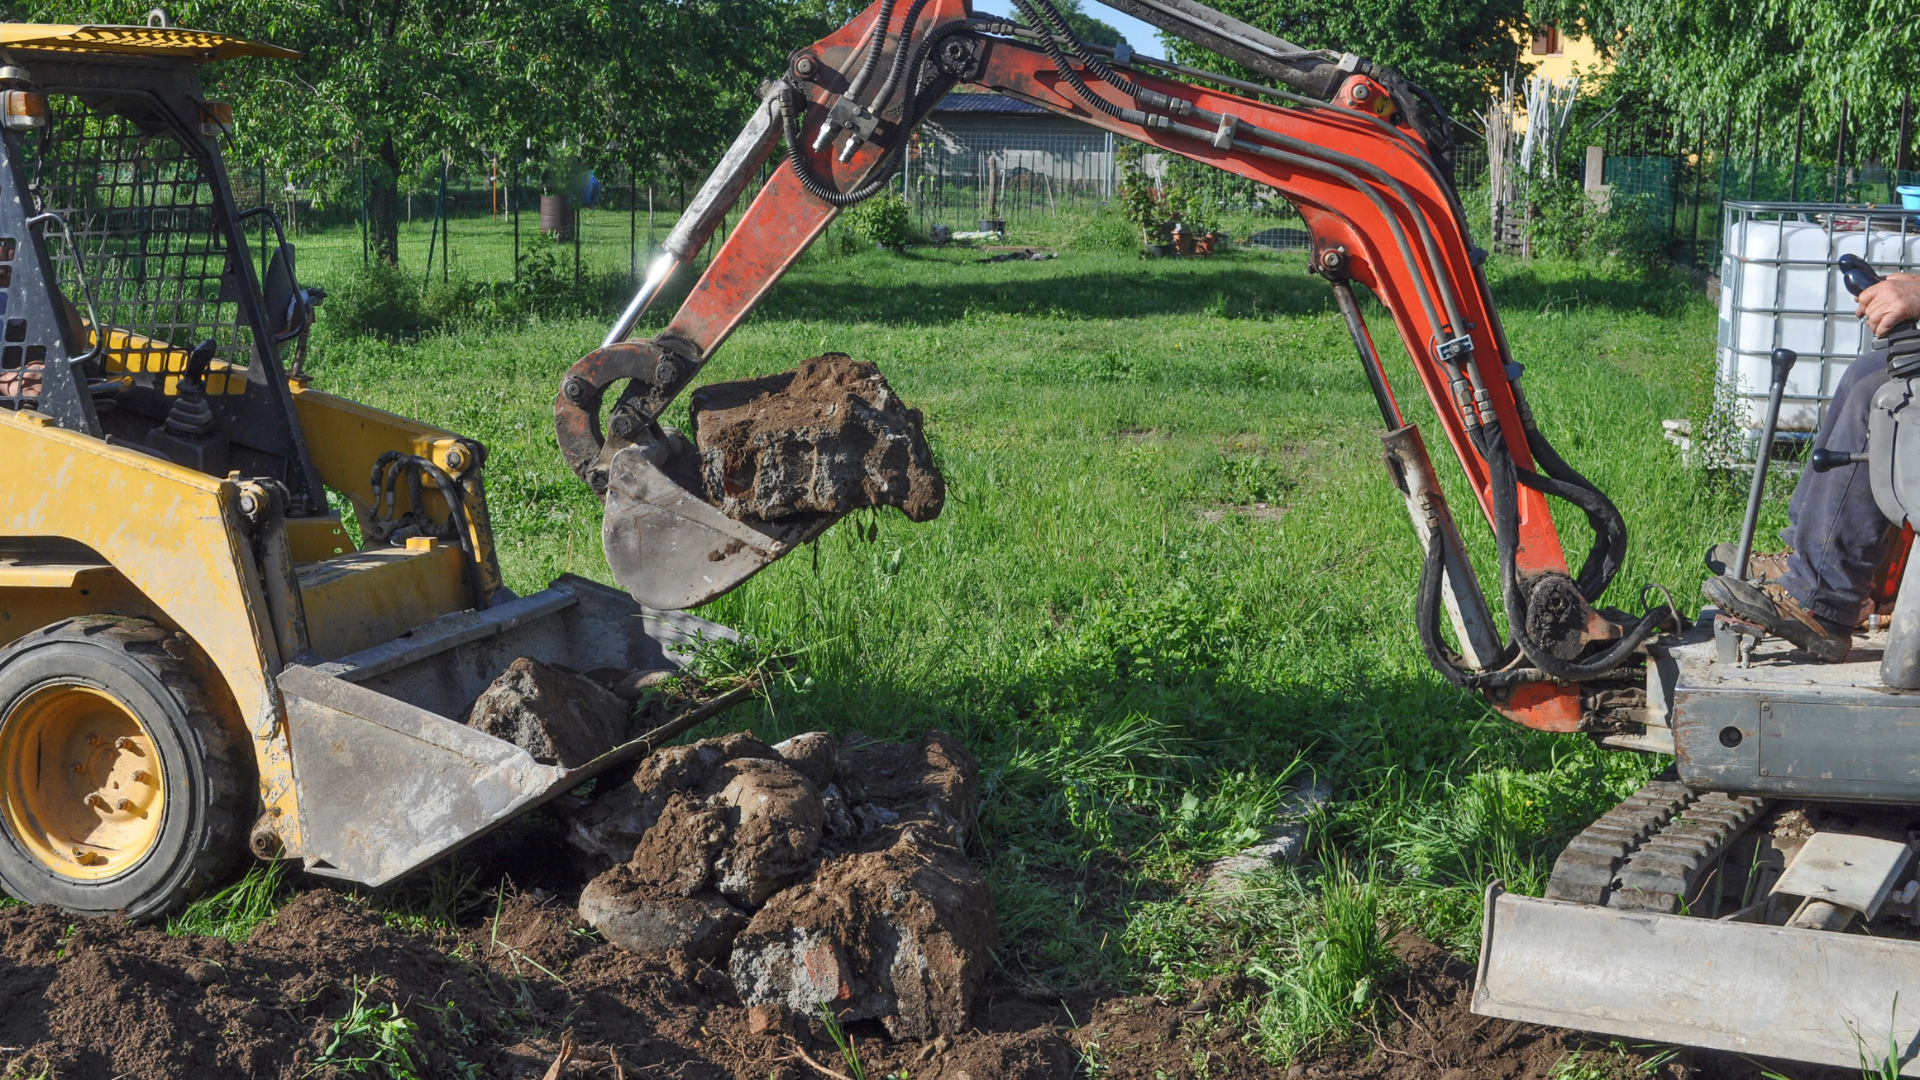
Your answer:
[0,23,738,919]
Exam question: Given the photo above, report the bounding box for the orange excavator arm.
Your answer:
[556,0,1676,734]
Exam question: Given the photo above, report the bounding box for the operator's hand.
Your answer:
[1857,273,1920,336]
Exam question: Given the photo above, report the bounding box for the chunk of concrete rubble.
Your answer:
[711,758,826,908]
[1203,777,1332,894]
[728,828,997,1040]
[625,792,734,895]
[772,730,837,789]
[689,353,944,523]
[570,727,998,1040]
[577,867,745,963]
[465,657,629,768]
[836,729,980,849]
[567,732,776,868]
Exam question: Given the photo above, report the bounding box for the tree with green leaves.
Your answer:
[1155,0,1531,121]
[0,1,834,264]
[1532,0,1920,167]
[1018,0,1127,47]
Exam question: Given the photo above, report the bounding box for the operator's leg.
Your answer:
[1776,348,1892,626]
[1703,348,1890,661]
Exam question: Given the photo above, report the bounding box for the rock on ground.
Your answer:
[710,758,826,908]
[465,657,629,767]
[772,731,837,789]
[577,867,745,964]
[837,729,980,849]
[567,732,775,868]
[729,828,997,1040]
[688,353,944,523]
[1203,776,1331,894]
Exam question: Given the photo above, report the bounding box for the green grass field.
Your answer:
[290,214,1752,1062]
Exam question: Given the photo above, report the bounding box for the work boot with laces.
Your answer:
[1701,575,1853,663]
[1704,542,1791,584]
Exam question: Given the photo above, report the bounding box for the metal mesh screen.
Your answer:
[20,92,253,391]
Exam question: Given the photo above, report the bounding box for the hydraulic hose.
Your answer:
[869,0,935,109]
[1415,522,1539,688]
[1514,463,1624,604]
[1009,0,1130,121]
[1021,0,1141,97]
[783,16,988,207]
[1475,419,1671,681]
[846,0,897,102]
[1521,426,1628,602]
[1161,98,1467,331]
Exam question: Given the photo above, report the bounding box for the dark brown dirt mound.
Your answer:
[689,353,944,523]
[0,867,1856,1080]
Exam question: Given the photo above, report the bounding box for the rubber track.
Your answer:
[1543,780,1768,913]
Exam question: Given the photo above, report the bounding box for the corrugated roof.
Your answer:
[0,24,300,62]
[931,93,1046,115]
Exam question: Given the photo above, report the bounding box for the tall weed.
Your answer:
[166,859,290,943]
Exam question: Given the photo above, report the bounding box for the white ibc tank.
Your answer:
[1718,214,1920,434]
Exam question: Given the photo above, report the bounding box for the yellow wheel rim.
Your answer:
[0,683,165,881]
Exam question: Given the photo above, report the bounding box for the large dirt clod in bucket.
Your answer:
[689,354,944,523]
[464,657,629,768]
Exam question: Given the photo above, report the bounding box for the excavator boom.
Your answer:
[554,0,1920,1071]
[562,0,1665,735]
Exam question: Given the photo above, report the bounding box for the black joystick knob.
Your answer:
[162,338,219,438]
[1810,447,1868,473]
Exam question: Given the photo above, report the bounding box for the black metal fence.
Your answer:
[1558,94,1920,268]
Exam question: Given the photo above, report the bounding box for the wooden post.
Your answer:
[1789,104,1805,201]
[440,157,450,283]
[1833,99,1849,204]
[1689,115,1707,263]
[1899,92,1914,179]
[359,157,369,265]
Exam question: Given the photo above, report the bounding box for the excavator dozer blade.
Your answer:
[1474,884,1920,1073]
[600,444,839,610]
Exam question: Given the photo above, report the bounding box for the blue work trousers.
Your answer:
[1779,348,1895,626]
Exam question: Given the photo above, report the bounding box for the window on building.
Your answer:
[1531,25,1562,55]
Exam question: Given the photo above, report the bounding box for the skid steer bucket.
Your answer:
[1474,884,1920,1072]
[273,575,753,886]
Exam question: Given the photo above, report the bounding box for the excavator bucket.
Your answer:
[599,444,840,611]
[1474,885,1920,1072]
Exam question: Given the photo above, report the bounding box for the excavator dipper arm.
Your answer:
[558,0,1673,733]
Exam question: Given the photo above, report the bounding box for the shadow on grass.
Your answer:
[1486,263,1701,317]
[633,254,1340,330]
[710,644,1627,994]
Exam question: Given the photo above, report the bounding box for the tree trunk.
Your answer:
[366,135,402,265]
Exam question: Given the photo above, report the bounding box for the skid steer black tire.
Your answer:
[0,616,253,920]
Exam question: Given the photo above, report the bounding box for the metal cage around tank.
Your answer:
[1718,201,1920,451]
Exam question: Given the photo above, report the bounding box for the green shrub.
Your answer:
[1066,207,1140,253]
[1527,179,1666,269]
[319,236,626,339]
[845,193,914,251]
[319,258,431,341]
